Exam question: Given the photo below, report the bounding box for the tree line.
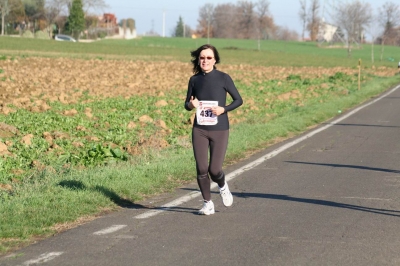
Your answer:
[173,0,400,58]
[298,0,400,58]
[2,0,399,58]
[174,0,298,41]
[0,0,107,38]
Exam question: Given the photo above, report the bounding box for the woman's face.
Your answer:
[199,48,216,73]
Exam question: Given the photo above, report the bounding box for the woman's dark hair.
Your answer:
[190,44,221,74]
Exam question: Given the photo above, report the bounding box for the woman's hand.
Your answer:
[189,96,199,109]
[211,106,225,116]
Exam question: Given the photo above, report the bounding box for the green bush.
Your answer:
[98,31,107,39]
[286,74,302,81]
[22,30,34,38]
[35,30,50,40]
[329,72,352,83]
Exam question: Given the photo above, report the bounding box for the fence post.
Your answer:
[358,59,361,90]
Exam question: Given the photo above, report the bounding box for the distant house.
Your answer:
[119,18,137,39]
[99,13,118,28]
[97,13,118,35]
[119,25,137,39]
[97,13,137,39]
[318,22,338,42]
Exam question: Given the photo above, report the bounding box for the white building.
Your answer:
[318,22,338,42]
[119,27,137,39]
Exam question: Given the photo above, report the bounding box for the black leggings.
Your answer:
[192,127,229,201]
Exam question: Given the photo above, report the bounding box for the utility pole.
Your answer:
[183,17,185,37]
[207,12,210,44]
[162,9,166,37]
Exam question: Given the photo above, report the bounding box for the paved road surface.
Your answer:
[2,84,400,266]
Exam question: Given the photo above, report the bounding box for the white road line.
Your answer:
[135,84,400,220]
[341,197,393,201]
[22,252,63,265]
[93,225,127,235]
[135,191,201,219]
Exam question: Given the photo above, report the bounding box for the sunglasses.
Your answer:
[199,56,214,60]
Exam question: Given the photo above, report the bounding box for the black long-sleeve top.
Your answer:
[184,69,243,131]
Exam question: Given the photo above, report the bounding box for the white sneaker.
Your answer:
[198,200,215,215]
[220,183,233,207]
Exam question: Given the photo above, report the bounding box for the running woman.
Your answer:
[184,44,243,215]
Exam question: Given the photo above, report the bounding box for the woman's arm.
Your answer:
[184,79,195,111]
[223,74,243,112]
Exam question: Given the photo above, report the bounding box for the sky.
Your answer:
[102,0,392,38]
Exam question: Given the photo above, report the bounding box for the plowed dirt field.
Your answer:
[0,57,396,114]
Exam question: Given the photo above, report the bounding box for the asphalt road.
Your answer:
[2,84,400,266]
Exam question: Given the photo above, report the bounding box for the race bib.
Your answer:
[196,101,218,125]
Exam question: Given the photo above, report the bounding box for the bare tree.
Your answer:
[22,0,46,32]
[196,10,206,38]
[196,3,214,42]
[256,0,272,49]
[299,0,307,40]
[256,0,272,50]
[45,0,107,35]
[197,1,278,41]
[275,26,299,41]
[57,0,106,15]
[82,0,107,14]
[44,0,65,36]
[331,0,372,57]
[0,0,11,35]
[236,1,255,39]
[7,0,24,28]
[0,0,23,35]
[212,3,237,39]
[378,1,400,61]
[307,0,320,41]
[299,0,321,41]
[365,13,382,63]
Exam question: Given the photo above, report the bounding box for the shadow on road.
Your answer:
[234,192,400,217]
[59,176,400,217]
[286,161,400,174]
[177,186,400,217]
[58,180,198,214]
